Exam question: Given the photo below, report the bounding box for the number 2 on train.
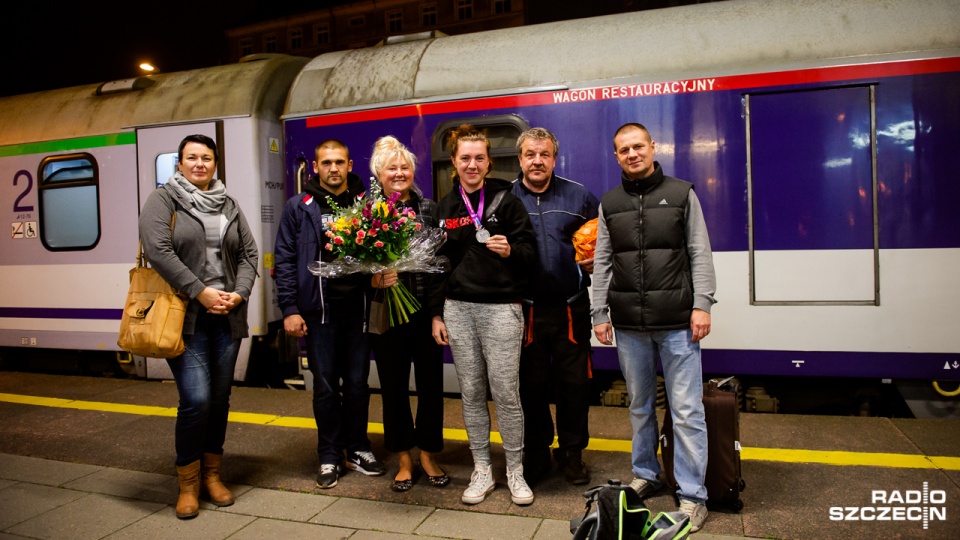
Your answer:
[13,170,34,212]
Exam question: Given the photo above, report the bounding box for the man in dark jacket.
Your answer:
[592,123,716,532]
[511,127,599,486]
[274,140,385,489]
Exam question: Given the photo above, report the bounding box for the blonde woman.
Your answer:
[368,136,449,492]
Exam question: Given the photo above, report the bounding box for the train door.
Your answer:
[136,123,221,209]
[430,116,528,201]
[746,86,879,305]
[132,122,222,379]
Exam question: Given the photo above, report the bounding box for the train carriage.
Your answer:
[1,0,959,414]
[0,54,308,381]
[278,0,960,401]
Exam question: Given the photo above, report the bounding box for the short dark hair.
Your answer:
[178,134,218,163]
[315,139,350,160]
[612,123,651,150]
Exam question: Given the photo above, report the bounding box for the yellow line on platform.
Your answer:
[740,447,938,469]
[0,392,176,417]
[2,392,958,471]
[587,437,633,453]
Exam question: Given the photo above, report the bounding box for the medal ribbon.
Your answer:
[458,185,485,232]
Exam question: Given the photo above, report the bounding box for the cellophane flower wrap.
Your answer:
[308,182,449,328]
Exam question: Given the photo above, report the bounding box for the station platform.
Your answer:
[0,370,957,539]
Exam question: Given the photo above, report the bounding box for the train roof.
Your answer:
[284,0,960,119]
[0,54,308,147]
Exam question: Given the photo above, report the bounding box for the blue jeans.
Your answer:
[615,328,708,503]
[167,312,239,467]
[303,309,371,465]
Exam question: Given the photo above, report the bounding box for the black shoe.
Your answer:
[560,450,590,485]
[524,446,553,486]
[345,450,386,476]
[391,469,419,492]
[316,463,340,489]
[418,462,450,488]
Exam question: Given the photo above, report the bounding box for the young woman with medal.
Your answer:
[428,124,538,506]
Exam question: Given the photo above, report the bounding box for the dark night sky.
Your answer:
[0,1,670,98]
[0,1,328,97]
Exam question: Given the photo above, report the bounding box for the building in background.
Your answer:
[224,0,720,63]
[225,0,525,62]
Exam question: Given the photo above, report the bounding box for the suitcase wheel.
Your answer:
[732,498,744,512]
[739,478,746,491]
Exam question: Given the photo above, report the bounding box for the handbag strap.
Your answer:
[137,210,176,269]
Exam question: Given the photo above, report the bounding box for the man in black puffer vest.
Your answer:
[591,123,716,533]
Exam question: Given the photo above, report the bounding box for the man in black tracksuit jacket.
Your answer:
[274,140,385,489]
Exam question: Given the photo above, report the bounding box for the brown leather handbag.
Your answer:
[117,215,188,358]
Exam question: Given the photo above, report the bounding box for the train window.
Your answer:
[431,115,529,201]
[37,153,100,251]
[155,152,179,188]
[746,85,878,305]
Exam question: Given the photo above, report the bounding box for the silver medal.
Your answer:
[475,228,491,243]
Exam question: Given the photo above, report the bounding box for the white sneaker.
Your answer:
[678,498,708,532]
[461,463,495,505]
[506,465,535,505]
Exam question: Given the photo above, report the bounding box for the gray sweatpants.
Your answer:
[443,299,525,470]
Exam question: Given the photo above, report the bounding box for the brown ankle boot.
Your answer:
[201,453,235,507]
[175,460,201,519]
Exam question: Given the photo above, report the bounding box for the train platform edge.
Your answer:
[1,371,958,539]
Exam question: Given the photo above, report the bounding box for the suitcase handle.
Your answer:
[710,376,736,389]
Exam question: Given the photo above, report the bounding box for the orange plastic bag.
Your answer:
[573,218,598,262]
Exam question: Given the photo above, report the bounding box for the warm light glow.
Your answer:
[139,62,156,72]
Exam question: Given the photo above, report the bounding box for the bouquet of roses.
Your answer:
[308,182,449,328]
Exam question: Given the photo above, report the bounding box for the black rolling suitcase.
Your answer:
[660,377,745,511]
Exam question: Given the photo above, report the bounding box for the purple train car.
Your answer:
[1,0,958,415]
[278,0,960,413]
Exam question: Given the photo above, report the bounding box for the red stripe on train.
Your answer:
[305,56,960,128]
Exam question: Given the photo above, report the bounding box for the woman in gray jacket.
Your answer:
[139,134,259,520]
